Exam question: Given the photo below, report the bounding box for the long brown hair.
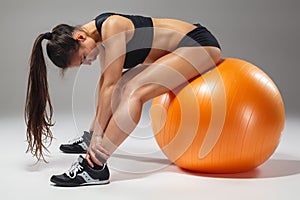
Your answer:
[25,24,80,161]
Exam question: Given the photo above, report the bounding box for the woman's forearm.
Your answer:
[93,83,116,136]
[89,76,103,132]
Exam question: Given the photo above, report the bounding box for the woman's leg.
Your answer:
[89,65,149,133]
[86,46,221,166]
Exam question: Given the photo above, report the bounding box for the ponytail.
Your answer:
[25,24,79,161]
[25,33,54,161]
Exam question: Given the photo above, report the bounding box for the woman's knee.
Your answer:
[122,79,144,103]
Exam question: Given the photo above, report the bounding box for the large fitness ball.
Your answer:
[150,58,285,173]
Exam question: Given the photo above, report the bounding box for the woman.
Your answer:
[25,12,221,186]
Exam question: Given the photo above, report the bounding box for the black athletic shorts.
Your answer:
[177,23,221,49]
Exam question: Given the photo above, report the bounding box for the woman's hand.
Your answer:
[86,133,110,167]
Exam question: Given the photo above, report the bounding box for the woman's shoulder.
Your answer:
[95,12,115,22]
[95,12,118,35]
[96,12,135,40]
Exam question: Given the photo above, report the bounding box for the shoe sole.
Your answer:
[60,150,87,154]
[59,147,87,154]
[51,180,110,187]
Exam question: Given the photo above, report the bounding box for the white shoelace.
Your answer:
[68,136,83,144]
[66,161,83,179]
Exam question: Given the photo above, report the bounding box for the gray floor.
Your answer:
[1,114,299,200]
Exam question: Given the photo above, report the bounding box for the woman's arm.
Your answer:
[89,76,103,132]
[87,16,129,166]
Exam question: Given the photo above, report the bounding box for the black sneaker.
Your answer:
[59,131,92,154]
[50,155,110,187]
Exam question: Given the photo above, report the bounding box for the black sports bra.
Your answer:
[95,12,154,69]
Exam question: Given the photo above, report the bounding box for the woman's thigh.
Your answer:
[125,46,222,103]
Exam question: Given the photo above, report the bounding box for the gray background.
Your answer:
[0,0,299,119]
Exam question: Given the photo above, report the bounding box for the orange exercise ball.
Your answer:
[150,58,285,173]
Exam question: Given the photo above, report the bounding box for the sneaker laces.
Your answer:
[68,136,83,145]
[67,131,92,145]
[66,160,84,179]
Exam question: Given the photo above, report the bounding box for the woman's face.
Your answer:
[69,32,99,68]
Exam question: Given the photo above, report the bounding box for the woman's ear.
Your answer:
[73,31,87,42]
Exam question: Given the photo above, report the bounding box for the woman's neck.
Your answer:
[81,20,101,43]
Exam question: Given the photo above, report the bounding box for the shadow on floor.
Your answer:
[109,153,300,182]
[170,159,300,179]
